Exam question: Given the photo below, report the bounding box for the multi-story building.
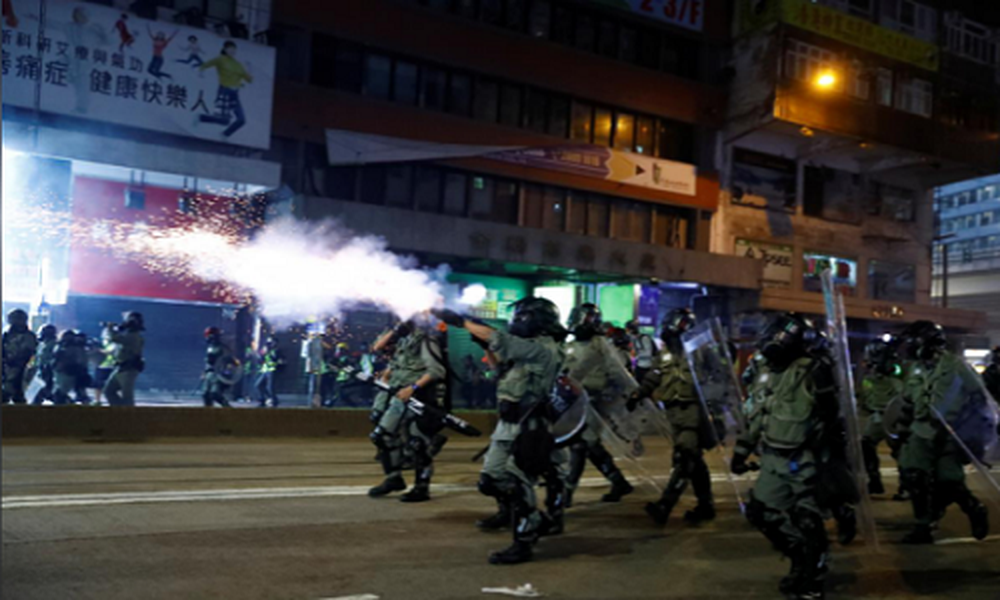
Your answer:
[718,0,998,344]
[933,173,1000,348]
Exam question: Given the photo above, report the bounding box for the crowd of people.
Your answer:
[358,299,998,600]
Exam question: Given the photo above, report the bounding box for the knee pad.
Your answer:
[407,436,429,457]
[478,474,505,499]
[369,427,391,450]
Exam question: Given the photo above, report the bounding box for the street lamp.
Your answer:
[814,72,837,90]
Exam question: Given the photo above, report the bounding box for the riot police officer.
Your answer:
[731,312,843,600]
[896,320,989,544]
[102,312,145,407]
[435,297,566,565]
[858,336,904,496]
[53,330,91,405]
[202,327,234,408]
[2,309,37,404]
[630,308,716,525]
[983,346,1000,402]
[564,304,636,504]
[367,319,447,503]
[31,324,58,405]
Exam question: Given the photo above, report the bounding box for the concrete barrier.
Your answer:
[0,406,498,441]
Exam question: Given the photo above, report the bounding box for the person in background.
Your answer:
[627,320,656,383]
[102,312,146,407]
[31,324,58,405]
[461,354,480,408]
[202,327,235,408]
[303,330,327,409]
[53,330,91,405]
[2,309,36,404]
[91,328,118,406]
[255,336,284,408]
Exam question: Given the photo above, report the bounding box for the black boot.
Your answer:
[399,483,430,503]
[601,473,634,503]
[955,488,990,541]
[368,475,406,498]
[684,502,716,523]
[488,541,533,565]
[646,471,688,525]
[537,511,563,537]
[684,458,714,523]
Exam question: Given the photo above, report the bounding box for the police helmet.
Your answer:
[204,326,222,340]
[990,346,1000,366]
[659,308,696,344]
[758,312,816,368]
[122,311,145,331]
[509,296,566,340]
[38,324,58,341]
[567,303,603,341]
[863,336,897,375]
[608,326,632,351]
[898,320,946,361]
[7,309,29,328]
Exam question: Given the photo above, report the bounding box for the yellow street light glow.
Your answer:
[815,72,837,89]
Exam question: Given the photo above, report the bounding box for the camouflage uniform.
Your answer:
[858,371,903,494]
[2,325,36,404]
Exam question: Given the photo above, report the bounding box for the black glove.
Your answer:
[431,308,465,328]
[470,334,490,351]
[730,452,750,475]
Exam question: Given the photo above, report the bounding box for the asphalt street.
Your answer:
[3,438,999,600]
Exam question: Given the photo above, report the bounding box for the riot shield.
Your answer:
[929,359,1000,541]
[550,374,589,446]
[681,318,753,512]
[590,404,672,495]
[820,269,879,549]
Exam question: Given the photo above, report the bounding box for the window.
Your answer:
[593,107,613,147]
[361,165,388,205]
[635,117,655,155]
[421,67,447,111]
[614,201,650,242]
[657,120,687,160]
[653,207,689,248]
[481,0,503,25]
[848,61,870,101]
[784,39,840,90]
[570,101,593,142]
[504,0,526,31]
[551,6,574,45]
[636,30,660,69]
[447,73,472,116]
[598,20,617,59]
[499,84,522,127]
[493,179,519,224]
[469,176,496,220]
[574,14,596,52]
[613,112,635,151]
[819,0,872,18]
[333,41,364,93]
[364,54,392,100]
[385,165,413,208]
[868,260,916,302]
[473,79,499,123]
[618,27,637,64]
[547,97,569,137]
[881,0,937,42]
[895,77,932,118]
[947,17,998,66]
[982,211,995,226]
[543,186,566,231]
[414,166,442,212]
[442,172,468,216]
[524,88,548,133]
[528,1,550,38]
[393,61,419,105]
[875,68,893,107]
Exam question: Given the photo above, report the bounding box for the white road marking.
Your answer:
[316,595,380,600]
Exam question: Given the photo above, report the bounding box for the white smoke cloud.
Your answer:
[141,218,445,325]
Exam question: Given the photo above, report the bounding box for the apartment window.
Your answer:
[636,30,660,70]
[948,18,998,66]
[494,179,519,224]
[881,0,937,42]
[447,73,473,116]
[895,77,932,118]
[613,112,635,151]
[364,54,392,100]
[361,165,388,205]
[875,68,893,107]
[543,186,566,231]
[652,207,689,248]
[499,84,522,127]
[551,6,574,45]
[527,1,551,38]
[983,211,995,226]
[570,101,593,142]
[635,117,655,155]
[784,39,840,90]
[473,79,500,123]
[421,67,447,110]
[848,61,870,101]
[414,166,443,212]
[618,27,637,64]
[524,88,549,133]
[442,172,468,216]
[575,14,596,52]
[385,165,413,208]
[547,97,570,137]
[393,61,419,105]
[333,41,364,93]
[657,120,688,160]
[481,0,503,25]
[593,107,613,147]
[469,176,496,220]
[598,20,618,59]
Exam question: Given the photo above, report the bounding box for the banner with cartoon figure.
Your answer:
[2,0,275,149]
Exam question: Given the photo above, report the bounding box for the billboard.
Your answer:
[2,0,275,149]
[803,251,857,296]
[735,238,793,289]
[590,0,705,32]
